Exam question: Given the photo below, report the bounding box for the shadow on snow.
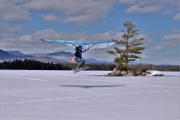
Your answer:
[60,85,125,89]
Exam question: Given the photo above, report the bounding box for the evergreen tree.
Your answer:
[107,21,146,70]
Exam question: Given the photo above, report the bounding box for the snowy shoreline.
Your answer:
[0,70,179,77]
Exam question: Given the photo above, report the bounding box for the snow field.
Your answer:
[0,70,179,120]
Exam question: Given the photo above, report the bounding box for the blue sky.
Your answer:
[0,0,179,65]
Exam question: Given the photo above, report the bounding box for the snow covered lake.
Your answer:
[0,70,179,120]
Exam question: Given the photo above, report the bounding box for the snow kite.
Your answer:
[40,39,115,51]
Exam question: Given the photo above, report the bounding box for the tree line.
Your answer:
[0,59,70,70]
[0,59,179,71]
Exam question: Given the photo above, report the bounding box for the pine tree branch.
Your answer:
[107,50,116,55]
[112,39,127,47]
[129,55,140,59]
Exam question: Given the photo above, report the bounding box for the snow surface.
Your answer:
[0,70,179,120]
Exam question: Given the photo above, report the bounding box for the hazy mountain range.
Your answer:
[0,49,113,64]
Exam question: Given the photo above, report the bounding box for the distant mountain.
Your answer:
[0,49,113,64]
[86,58,112,64]
[47,51,74,57]
[0,49,15,59]
[7,51,33,58]
[7,51,24,56]
[158,64,172,66]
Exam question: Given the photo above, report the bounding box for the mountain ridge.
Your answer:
[0,49,112,64]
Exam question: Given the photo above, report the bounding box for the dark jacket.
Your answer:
[75,49,82,59]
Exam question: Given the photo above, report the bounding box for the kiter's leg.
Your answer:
[76,58,85,68]
[79,59,85,68]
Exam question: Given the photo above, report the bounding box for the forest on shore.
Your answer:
[0,59,179,71]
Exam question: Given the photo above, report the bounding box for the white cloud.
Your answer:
[161,9,172,15]
[125,5,163,13]
[0,1,31,21]
[119,0,178,6]
[33,29,122,41]
[173,13,180,21]
[0,38,16,49]
[62,14,99,25]
[42,13,60,22]
[22,0,115,25]
[4,0,33,3]
[33,29,123,41]
[85,31,123,41]
[119,0,137,4]
[141,54,149,59]
[33,29,79,40]
[137,0,169,6]
[152,30,180,50]
[150,29,180,51]
[1,29,155,58]
[18,35,32,42]
[6,26,23,33]
[170,29,180,34]
[163,33,180,41]
[169,0,180,7]
[0,23,8,29]
[0,0,179,24]
[20,29,152,52]
[0,33,13,38]
[119,0,179,15]
[153,46,164,50]
[162,33,180,46]
[1,0,178,24]
[0,29,122,54]
[2,38,16,42]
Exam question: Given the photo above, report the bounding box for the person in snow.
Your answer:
[75,45,85,69]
